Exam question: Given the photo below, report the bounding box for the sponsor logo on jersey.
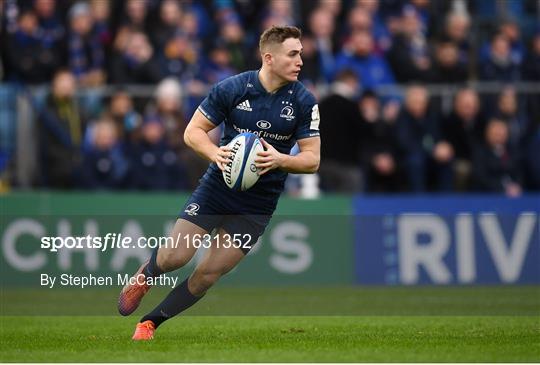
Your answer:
[236,100,252,111]
[184,203,200,216]
[232,124,292,141]
[256,120,272,129]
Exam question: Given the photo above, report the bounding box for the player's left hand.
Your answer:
[255,138,284,175]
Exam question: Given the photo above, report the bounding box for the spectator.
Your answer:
[153,77,208,188]
[181,9,204,52]
[79,118,129,189]
[396,85,453,191]
[200,39,236,84]
[387,5,432,82]
[33,0,65,48]
[128,115,189,191]
[150,0,183,50]
[493,86,527,150]
[359,90,402,192]
[522,31,540,124]
[2,0,19,35]
[158,30,199,81]
[90,0,112,48]
[120,0,148,31]
[318,0,342,18]
[318,69,363,192]
[67,2,105,87]
[346,6,373,39]
[38,69,85,188]
[430,37,468,83]
[262,0,297,29]
[334,30,396,91]
[6,10,64,83]
[218,13,250,73]
[480,19,525,65]
[440,11,471,66]
[296,34,321,86]
[472,118,522,196]
[524,118,540,191]
[442,88,484,190]
[479,32,521,82]
[378,1,404,39]
[408,0,433,35]
[307,6,338,82]
[233,0,267,34]
[109,30,162,84]
[106,89,142,141]
[522,31,540,81]
[180,0,214,39]
[354,0,393,53]
[151,78,187,150]
[334,29,401,123]
[156,8,206,80]
[499,19,525,64]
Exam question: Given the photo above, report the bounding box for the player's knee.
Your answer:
[219,263,236,276]
[157,250,190,272]
[200,271,220,288]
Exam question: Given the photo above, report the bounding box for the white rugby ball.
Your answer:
[222,132,264,191]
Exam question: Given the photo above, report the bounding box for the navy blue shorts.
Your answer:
[178,177,276,254]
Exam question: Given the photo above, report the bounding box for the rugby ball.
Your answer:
[222,133,264,191]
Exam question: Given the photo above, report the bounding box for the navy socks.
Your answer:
[141,278,203,328]
[143,248,164,278]
[140,250,203,328]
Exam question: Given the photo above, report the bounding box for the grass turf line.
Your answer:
[2,286,539,316]
[1,286,539,362]
[0,316,539,362]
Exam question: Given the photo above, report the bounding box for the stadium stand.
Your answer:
[1,0,539,195]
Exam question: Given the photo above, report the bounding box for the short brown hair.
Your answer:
[259,25,302,52]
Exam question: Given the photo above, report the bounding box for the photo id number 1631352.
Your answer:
[184,233,252,249]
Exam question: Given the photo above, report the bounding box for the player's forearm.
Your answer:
[184,127,219,162]
[279,151,320,174]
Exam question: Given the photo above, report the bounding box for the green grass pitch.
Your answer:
[1,286,539,362]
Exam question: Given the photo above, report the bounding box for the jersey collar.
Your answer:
[252,70,294,96]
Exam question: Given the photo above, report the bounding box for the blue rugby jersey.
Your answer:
[197,70,320,196]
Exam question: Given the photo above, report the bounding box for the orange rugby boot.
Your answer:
[132,320,155,340]
[118,260,151,316]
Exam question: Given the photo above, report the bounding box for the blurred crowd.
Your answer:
[0,0,539,195]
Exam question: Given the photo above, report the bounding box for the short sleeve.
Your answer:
[295,93,321,140]
[197,79,233,125]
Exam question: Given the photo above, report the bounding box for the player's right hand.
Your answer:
[214,146,232,171]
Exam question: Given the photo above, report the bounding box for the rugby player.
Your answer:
[118,25,321,340]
